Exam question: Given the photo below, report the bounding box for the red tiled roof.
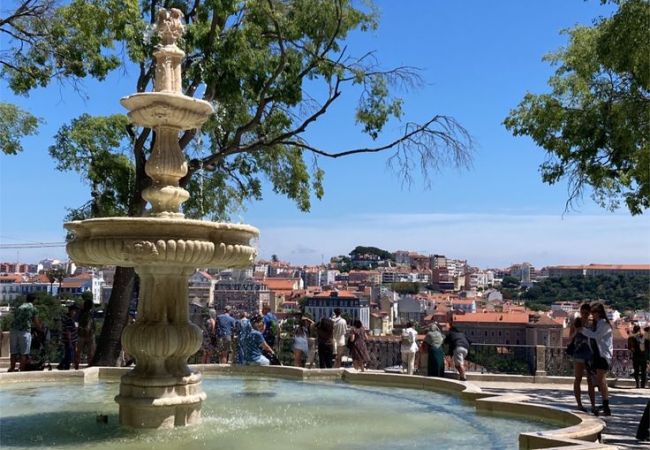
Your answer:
[0,274,23,283]
[453,312,530,324]
[264,278,299,290]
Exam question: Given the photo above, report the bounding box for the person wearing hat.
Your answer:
[216,305,236,363]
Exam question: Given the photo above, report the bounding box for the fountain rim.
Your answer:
[64,217,259,237]
[0,366,608,450]
[120,91,213,111]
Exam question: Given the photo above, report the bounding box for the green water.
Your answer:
[0,376,552,449]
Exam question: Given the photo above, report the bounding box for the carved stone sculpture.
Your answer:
[64,8,259,429]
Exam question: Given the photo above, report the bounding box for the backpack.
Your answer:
[401,329,414,346]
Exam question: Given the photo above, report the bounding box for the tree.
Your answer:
[0,103,41,154]
[349,246,394,261]
[501,275,521,290]
[4,1,473,365]
[504,0,649,214]
[390,282,421,295]
[46,267,66,296]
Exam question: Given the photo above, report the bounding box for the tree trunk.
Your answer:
[92,266,136,366]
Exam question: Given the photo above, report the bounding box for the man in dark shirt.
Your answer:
[444,325,471,381]
[58,304,79,370]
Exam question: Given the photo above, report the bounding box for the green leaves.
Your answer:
[4,0,471,221]
[49,114,134,218]
[2,0,142,94]
[505,0,650,215]
[0,103,42,155]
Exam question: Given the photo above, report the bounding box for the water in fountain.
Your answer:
[0,376,554,449]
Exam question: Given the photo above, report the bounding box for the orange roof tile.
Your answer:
[0,274,23,283]
[263,278,299,290]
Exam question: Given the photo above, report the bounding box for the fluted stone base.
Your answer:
[116,371,206,428]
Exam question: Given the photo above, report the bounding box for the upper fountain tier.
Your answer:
[121,8,212,130]
[121,92,213,130]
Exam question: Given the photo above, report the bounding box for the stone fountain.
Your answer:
[64,8,258,429]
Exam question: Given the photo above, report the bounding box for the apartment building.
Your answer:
[452,312,563,346]
[303,290,370,328]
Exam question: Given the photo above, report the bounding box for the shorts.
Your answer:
[217,336,232,353]
[453,347,468,366]
[10,330,32,356]
[591,356,609,371]
[247,354,270,366]
[333,337,346,355]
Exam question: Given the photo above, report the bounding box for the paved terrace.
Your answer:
[471,380,649,449]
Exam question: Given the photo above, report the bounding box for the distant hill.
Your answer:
[522,274,650,311]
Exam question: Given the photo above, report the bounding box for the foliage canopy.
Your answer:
[504,0,649,214]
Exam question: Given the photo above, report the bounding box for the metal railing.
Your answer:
[188,337,635,380]
[466,343,536,375]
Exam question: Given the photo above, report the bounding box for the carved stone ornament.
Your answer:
[155,8,185,46]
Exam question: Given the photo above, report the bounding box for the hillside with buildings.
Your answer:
[2,253,648,353]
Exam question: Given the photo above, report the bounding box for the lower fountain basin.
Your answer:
[0,375,554,450]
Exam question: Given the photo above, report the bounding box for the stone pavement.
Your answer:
[473,381,650,449]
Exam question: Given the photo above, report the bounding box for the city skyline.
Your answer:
[2,210,649,270]
[2,1,649,268]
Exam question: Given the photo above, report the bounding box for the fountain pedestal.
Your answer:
[64,8,259,429]
[116,266,203,428]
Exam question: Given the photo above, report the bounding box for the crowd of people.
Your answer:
[8,295,96,372]
[197,305,471,379]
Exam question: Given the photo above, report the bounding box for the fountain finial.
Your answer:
[155,8,185,47]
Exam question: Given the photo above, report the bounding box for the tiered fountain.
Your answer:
[64,8,259,429]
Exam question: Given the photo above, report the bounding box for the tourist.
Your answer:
[348,319,370,371]
[400,322,418,375]
[262,305,278,349]
[235,312,251,364]
[58,304,80,370]
[316,316,335,368]
[332,308,348,368]
[629,324,647,389]
[578,302,613,416]
[292,323,309,367]
[9,294,40,372]
[303,316,317,369]
[243,316,275,366]
[76,298,96,368]
[201,309,217,364]
[424,323,445,377]
[216,305,236,363]
[444,325,470,381]
[569,303,597,413]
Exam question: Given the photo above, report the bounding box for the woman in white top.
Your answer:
[292,325,309,367]
[400,322,419,375]
[578,302,613,416]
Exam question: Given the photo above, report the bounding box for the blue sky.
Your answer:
[1,0,649,268]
